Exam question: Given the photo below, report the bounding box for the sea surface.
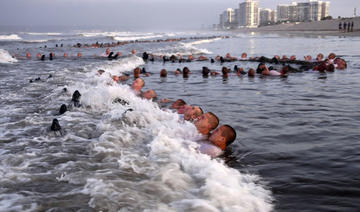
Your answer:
[0,29,360,212]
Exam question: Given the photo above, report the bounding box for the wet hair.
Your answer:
[271,57,279,64]
[220,57,225,63]
[171,99,186,109]
[206,112,219,131]
[134,67,141,78]
[256,63,265,74]
[183,67,190,77]
[248,68,255,77]
[222,125,237,146]
[221,67,229,75]
[210,58,215,63]
[328,53,336,59]
[135,78,145,87]
[160,69,168,77]
[202,67,210,76]
[98,69,105,75]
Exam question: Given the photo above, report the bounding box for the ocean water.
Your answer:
[0,29,360,212]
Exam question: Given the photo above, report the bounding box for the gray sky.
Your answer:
[0,0,358,30]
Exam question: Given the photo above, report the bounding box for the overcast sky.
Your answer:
[0,0,358,30]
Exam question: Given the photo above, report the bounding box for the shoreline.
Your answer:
[227,16,360,37]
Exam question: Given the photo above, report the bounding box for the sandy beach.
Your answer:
[233,17,360,36]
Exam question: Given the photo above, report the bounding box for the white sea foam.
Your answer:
[23,39,48,43]
[0,49,17,63]
[26,32,62,36]
[79,31,147,38]
[0,193,37,212]
[56,55,274,211]
[153,38,221,56]
[112,35,163,41]
[185,37,222,46]
[86,55,145,77]
[0,34,22,41]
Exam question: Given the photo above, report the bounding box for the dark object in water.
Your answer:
[50,119,61,131]
[34,77,41,81]
[29,79,33,83]
[63,88,67,92]
[141,67,147,74]
[220,57,225,63]
[142,52,149,60]
[210,58,215,63]
[234,65,238,72]
[202,67,210,77]
[113,98,129,105]
[318,76,327,79]
[49,53,53,60]
[41,55,45,61]
[48,74,52,78]
[72,90,81,107]
[59,104,67,115]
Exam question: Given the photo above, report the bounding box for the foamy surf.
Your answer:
[26,32,62,36]
[0,34,22,41]
[54,56,274,211]
[113,35,163,42]
[0,49,17,63]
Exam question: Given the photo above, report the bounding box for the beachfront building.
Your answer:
[260,9,275,25]
[321,1,330,18]
[277,4,290,22]
[288,2,298,22]
[276,0,330,23]
[297,2,311,22]
[238,0,259,28]
[271,10,277,23]
[219,8,235,29]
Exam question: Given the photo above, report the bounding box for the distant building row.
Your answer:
[218,0,330,29]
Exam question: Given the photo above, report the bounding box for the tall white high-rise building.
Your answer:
[219,8,235,29]
[321,1,330,18]
[239,0,259,27]
[277,4,290,21]
[277,0,330,23]
[260,9,272,25]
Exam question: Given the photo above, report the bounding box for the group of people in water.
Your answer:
[72,35,229,49]
[37,44,347,157]
[95,67,237,157]
[87,49,347,157]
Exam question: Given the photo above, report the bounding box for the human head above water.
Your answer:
[209,125,236,151]
[134,67,141,78]
[132,78,145,91]
[142,89,157,100]
[194,112,219,135]
[160,69,168,77]
[170,99,186,109]
[184,106,203,121]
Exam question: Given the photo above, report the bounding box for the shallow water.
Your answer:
[1,29,360,212]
